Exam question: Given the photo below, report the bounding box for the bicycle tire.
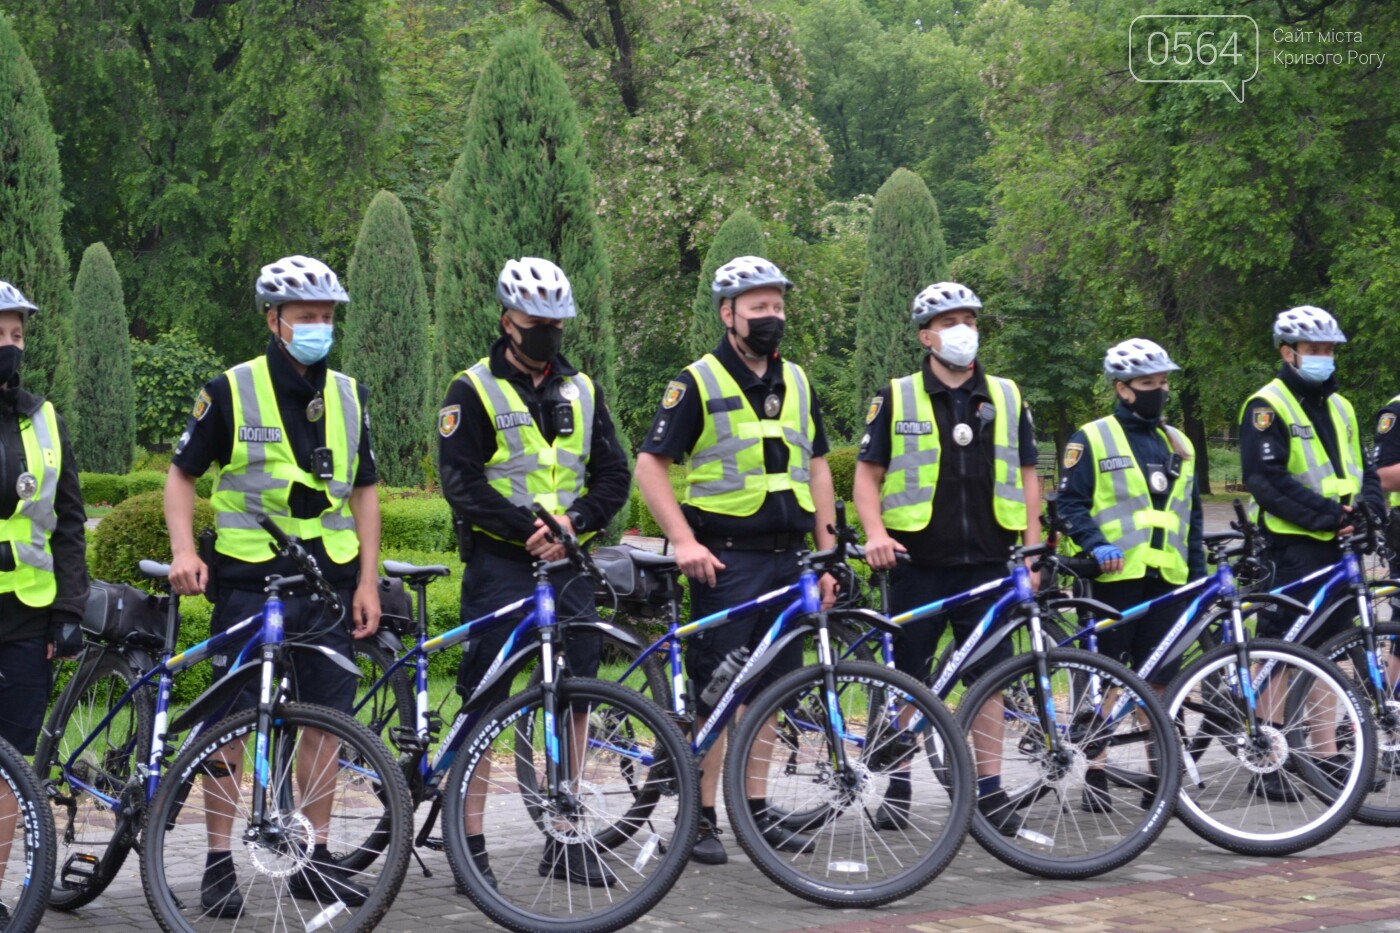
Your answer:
[723,660,973,908]
[141,702,412,933]
[956,648,1181,879]
[35,649,153,911]
[0,734,57,933]
[444,677,698,933]
[1316,621,1400,826]
[1167,639,1374,855]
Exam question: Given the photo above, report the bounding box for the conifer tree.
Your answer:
[687,209,767,359]
[72,243,135,472]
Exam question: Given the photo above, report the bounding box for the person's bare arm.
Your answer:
[635,452,725,586]
[164,467,206,596]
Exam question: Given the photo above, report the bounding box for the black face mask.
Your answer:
[0,346,22,387]
[737,315,785,357]
[1126,387,1167,422]
[510,322,564,366]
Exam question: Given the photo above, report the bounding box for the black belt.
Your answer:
[699,532,807,553]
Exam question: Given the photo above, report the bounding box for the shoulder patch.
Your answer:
[662,380,687,410]
[865,395,884,424]
[438,404,461,437]
[1380,412,1396,435]
[1063,442,1083,469]
[192,389,212,422]
[1252,407,1275,431]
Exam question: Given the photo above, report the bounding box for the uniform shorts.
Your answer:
[1256,537,1348,644]
[887,561,1013,686]
[0,638,52,753]
[1091,575,1190,686]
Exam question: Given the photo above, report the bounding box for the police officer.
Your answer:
[166,255,381,915]
[1240,305,1384,799]
[0,281,87,913]
[1057,339,1205,811]
[853,281,1040,837]
[635,256,837,865]
[438,257,630,888]
[1371,392,1400,595]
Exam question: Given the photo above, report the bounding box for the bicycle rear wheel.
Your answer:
[445,677,697,933]
[34,648,153,911]
[723,661,973,908]
[1318,621,1400,825]
[1167,640,1374,855]
[141,702,412,933]
[956,648,1180,879]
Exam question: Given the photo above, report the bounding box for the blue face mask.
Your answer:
[1295,354,1335,384]
[283,321,334,365]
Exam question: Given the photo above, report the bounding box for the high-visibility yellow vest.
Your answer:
[879,373,1026,532]
[459,359,595,545]
[211,356,361,564]
[0,401,61,606]
[1383,393,1400,508]
[1241,378,1363,541]
[1079,415,1195,584]
[682,354,815,516]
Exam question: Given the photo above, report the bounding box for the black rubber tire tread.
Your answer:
[140,702,412,933]
[723,661,974,908]
[1315,621,1400,827]
[444,677,698,933]
[0,734,58,933]
[957,648,1181,879]
[35,649,153,911]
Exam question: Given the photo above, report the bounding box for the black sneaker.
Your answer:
[289,853,369,907]
[470,849,498,891]
[1314,755,1387,793]
[537,839,616,888]
[1249,769,1303,803]
[977,789,1024,837]
[200,856,244,919]
[753,810,814,854]
[691,817,728,865]
[873,785,912,831]
[1081,769,1112,814]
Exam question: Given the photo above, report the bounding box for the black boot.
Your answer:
[200,852,244,919]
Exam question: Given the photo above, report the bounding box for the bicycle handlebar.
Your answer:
[254,513,342,614]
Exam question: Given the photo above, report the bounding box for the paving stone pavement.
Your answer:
[30,815,1400,932]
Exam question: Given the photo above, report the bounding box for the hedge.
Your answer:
[88,489,216,586]
[379,496,455,551]
[826,446,857,502]
[79,472,129,506]
[125,469,167,498]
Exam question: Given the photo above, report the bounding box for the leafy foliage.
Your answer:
[89,489,215,587]
[130,329,224,449]
[71,242,135,472]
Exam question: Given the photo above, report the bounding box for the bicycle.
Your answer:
[577,511,974,908]
[1040,500,1378,856]
[0,731,55,933]
[345,504,698,933]
[37,515,412,932]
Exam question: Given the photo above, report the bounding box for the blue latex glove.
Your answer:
[1091,545,1123,570]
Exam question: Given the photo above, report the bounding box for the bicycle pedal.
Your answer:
[61,852,99,890]
[421,835,445,852]
[389,726,428,753]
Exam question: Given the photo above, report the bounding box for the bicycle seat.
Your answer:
[140,559,172,579]
[627,549,679,570]
[1203,531,1243,545]
[382,560,451,580]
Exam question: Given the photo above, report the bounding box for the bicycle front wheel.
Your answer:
[444,677,698,933]
[723,661,974,908]
[141,702,412,933]
[1167,640,1375,855]
[957,648,1181,879]
[0,735,57,933]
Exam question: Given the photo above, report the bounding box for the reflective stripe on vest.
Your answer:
[0,401,61,606]
[1242,379,1362,541]
[461,360,595,543]
[1082,416,1194,585]
[211,356,361,563]
[879,373,1027,532]
[682,354,815,516]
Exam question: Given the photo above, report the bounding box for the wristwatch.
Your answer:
[565,509,586,533]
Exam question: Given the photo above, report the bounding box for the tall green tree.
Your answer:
[853,168,947,407]
[687,209,767,359]
[435,28,614,400]
[345,191,432,487]
[71,243,135,472]
[0,12,74,414]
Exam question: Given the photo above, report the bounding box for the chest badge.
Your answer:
[306,394,325,423]
[763,393,781,418]
[560,382,580,402]
[1149,471,1169,493]
[15,472,37,499]
[953,423,973,446]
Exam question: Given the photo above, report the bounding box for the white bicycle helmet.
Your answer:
[0,281,37,315]
[255,256,349,309]
[710,256,793,310]
[911,282,981,325]
[1103,338,1180,382]
[1273,305,1346,347]
[496,257,575,319]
